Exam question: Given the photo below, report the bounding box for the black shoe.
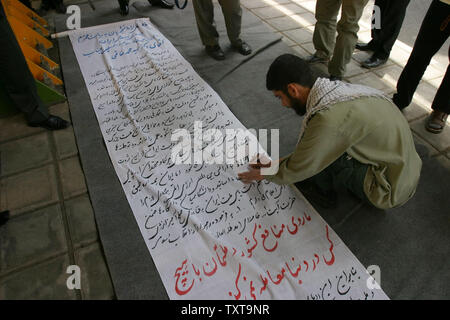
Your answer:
[361,55,387,69]
[329,75,342,82]
[295,181,337,209]
[29,115,69,131]
[232,40,252,56]
[305,54,328,64]
[355,42,375,52]
[205,45,225,60]
[119,0,129,15]
[0,211,9,227]
[149,0,174,9]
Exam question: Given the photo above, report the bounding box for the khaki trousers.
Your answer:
[193,0,242,47]
[313,0,369,77]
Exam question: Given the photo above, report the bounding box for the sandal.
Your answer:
[425,111,448,134]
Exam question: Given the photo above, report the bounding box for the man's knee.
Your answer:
[336,18,360,36]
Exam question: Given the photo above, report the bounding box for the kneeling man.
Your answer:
[238,54,422,210]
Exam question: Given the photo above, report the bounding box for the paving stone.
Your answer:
[270,0,292,4]
[423,65,445,82]
[267,12,315,31]
[373,64,405,86]
[413,133,440,158]
[0,165,59,216]
[48,102,71,122]
[352,51,372,64]
[355,30,372,44]
[0,204,67,272]
[260,20,277,33]
[426,76,444,90]
[65,194,99,248]
[280,33,295,46]
[280,2,308,14]
[74,242,115,300]
[283,27,313,44]
[410,117,450,153]
[291,0,316,13]
[358,8,375,32]
[53,126,79,159]
[345,59,370,78]
[0,132,53,177]
[241,0,271,9]
[0,113,45,144]
[58,157,87,199]
[401,102,430,123]
[348,72,394,93]
[49,103,76,160]
[291,45,310,58]
[253,5,290,19]
[290,12,316,26]
[267,15,302,31]
[388,46,412,66]
[412,81,440,110]
[0,254,77,300]
[299,42,315,54]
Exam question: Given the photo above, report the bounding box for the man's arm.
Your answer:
[263,117,353,185]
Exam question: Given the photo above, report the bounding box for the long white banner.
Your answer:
[69,18,388,300]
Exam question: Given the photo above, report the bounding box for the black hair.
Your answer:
[266,54,316,93]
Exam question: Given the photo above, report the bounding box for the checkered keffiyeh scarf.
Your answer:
[297,78,391,141]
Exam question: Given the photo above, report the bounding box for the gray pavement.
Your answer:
[0,0,448,299]
[0,103,115,299]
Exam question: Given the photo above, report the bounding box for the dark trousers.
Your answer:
[0,4,48,123]
[307,153,369,203]
[393,0,450,114]
[370,0,410,60]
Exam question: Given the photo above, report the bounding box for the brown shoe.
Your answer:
[425,111,448,134]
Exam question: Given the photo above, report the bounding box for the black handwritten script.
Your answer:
[69,19,388,300]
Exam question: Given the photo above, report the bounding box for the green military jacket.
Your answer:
[265,96,422,209]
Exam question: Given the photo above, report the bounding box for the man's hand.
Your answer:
[238,167,264,184]
[237,154,272,184]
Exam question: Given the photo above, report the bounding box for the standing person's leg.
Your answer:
[193,0,226,60]
[118,0,129,15]
[369,0,387,51]
[0,11,48,124]
[0,211,9,227]
[328,0,369,78]
[218,0,251,55]
[311,0,342,61]
[431,62,450,115]
[393,0,449,110]
[218,0,241,45]
[193,0,219,47]
[51,0,66,13]
[373,0,410,60]
[426,62,450,134]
